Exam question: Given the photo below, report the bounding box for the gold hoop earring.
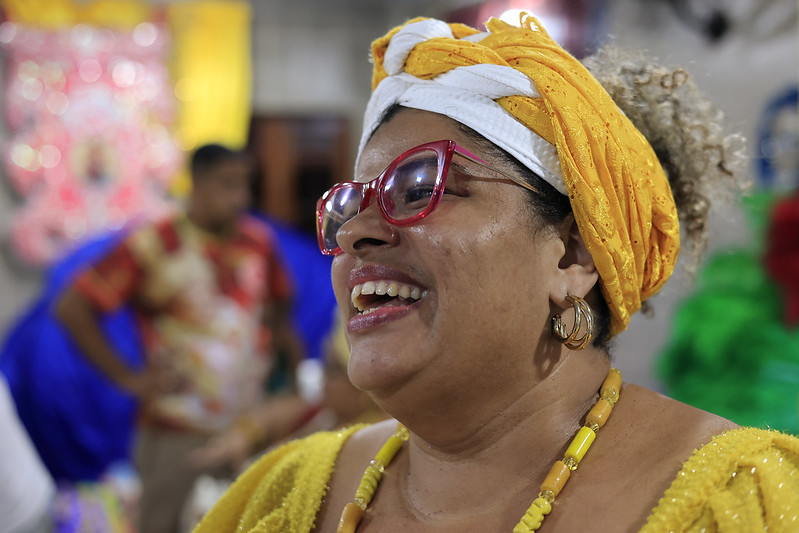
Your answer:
[551,294,594,350]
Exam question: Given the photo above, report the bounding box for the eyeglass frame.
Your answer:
[315,139,537,256]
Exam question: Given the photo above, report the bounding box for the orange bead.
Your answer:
[586,398,613,429]
[600,368,622,398]
[540,460,571,497]
[337,502,364,533]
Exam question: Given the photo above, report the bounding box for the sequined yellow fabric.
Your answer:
[370,15,680,335]
[192,426,799,533]
[192,426,363,533]
[643,427,799,532]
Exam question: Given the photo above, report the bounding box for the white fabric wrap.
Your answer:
[358,19,565,194]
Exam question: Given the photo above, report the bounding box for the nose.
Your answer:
[335,202,400,255]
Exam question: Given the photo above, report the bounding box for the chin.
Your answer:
[346,344,420,395]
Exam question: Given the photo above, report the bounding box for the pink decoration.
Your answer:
[1,21,180,265]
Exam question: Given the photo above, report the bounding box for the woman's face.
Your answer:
[332,109,568,402]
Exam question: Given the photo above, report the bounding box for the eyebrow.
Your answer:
[455,149,538,193]
[451,160,469,172]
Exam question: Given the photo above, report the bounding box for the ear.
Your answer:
[549,215,599,308]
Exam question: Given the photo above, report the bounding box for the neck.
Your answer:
[385,348,610,522]
[186,206,235,237]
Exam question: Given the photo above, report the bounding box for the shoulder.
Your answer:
[556,384,737,531]
[642,426,799,532]
[307,420,400,531]
[124,215,182,258]
[615,385,799,532]
[194,426,366,533]
[599,384,738,483]
[617,384,738,447]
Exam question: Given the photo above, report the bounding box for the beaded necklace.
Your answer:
[336,367,622,533]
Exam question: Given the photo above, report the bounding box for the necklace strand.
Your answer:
[337,367,622,533]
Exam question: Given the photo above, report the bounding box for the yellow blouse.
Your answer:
[193,426,799,532]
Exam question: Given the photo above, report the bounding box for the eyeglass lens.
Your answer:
[320,148,442,252]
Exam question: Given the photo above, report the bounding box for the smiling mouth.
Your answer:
[351,279,429,315]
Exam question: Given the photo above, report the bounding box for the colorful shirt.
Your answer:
[74,215,291,432]
[192,426,799,532]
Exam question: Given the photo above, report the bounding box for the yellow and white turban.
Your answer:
[359,15,680,336]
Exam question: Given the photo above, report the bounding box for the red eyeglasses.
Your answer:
[315,139,536,255]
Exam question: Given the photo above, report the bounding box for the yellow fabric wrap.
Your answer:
[370,16,680,335]
[642,428,799,532]
[193,425,364,532]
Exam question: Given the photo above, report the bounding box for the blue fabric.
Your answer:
[0,231,143,482]
[254,214,337,362]
[0,217,337,482]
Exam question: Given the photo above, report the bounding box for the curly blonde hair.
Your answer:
[582,46,749,269]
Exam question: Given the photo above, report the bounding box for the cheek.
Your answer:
[435,210,542,313]
[331,255,355,307]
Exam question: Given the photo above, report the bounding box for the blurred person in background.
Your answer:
[56,143,302,533]
[766,189,799,328]
[311,315,387,431]
[187,314,387,476]
[0,373,55,533]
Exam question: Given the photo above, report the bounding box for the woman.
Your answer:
[195,15,799,532]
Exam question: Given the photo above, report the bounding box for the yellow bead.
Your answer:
[375,435,405,465]
[600,368,622,403]
[354,463,383,504]
[539,489,556,504]
[395,424,410,440]
[565,426,596,464]
[338,423,409,532]
[521,504,544,530]
[586,398,613,429]
[533,497,552,515]
[366,464,382,482]
[525,504,544,521]
[540,461,570,496]
[601,388,619,404]
[563,456,579,471]
[513,523,531,533]
[337,502,363,533]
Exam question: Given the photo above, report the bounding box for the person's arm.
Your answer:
[55,287,155,398]
[261,238,305,388]
[188,394,317,471]
[264,298,304,382]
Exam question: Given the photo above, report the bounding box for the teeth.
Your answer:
[361,281,376,295]
[350,279,428,314]
[375,280,388,295]
[387,282,399,297]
